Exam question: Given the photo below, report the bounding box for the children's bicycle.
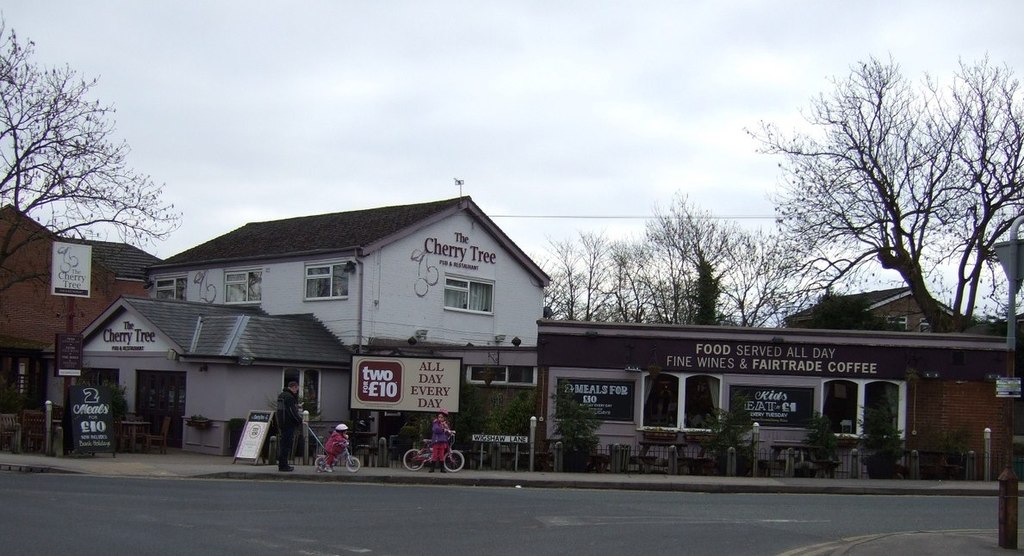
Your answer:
[307,424,361,473]
[402,432,465,472]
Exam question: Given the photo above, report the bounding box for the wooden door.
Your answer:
[135,370,186,448]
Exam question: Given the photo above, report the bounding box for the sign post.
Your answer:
[994,215,1024,550]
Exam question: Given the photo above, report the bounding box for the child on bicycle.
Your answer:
[323,423,350,472]
[429,409,453,473]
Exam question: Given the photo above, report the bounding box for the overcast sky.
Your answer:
[4,2,1023,265]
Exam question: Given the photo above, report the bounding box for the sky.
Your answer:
[3,1,1023,265]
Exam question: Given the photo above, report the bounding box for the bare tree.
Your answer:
[542,232,613,321]
[0,24,179,293]
[752,56,1024,332]
[605,239,654,323]
[720,228,815,327]
[646,194,734,325]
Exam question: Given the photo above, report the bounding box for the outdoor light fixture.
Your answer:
[511,336,522,347]
[494,334,506,344]
[415,329,428,340]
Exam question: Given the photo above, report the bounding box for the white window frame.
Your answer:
[225,269,262,303]
[444,276,493,313]
[304,262,350,300]
[466,365,536,386]
[284,368,321,415]
[886,316,908,330]
[155,276,187,300]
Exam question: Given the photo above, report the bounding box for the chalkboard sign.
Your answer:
[69,385,114,453]
[233,410,275,464]
[559,379,635,421]
[730,385,814,426]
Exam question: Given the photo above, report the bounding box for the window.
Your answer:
[683,375,720,429]
[444,277,493,312]
[305,262,350,299]
[284,368,321,415]
[644,374,679,427]
[886,316,908,330]
[225,270,262,303]
[823,379,858,434]
[155,277,186,300]
[467,365,535,385]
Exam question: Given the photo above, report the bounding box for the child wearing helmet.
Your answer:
[323,423,350,472]
[429,409,453,472]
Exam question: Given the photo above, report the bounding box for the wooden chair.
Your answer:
[141,416,171,454]
[19,410,46,453]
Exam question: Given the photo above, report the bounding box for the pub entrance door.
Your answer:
[135,370,186,448]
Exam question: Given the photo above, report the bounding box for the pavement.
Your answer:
[0,449,1020,554]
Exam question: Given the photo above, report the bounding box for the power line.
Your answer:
[489,214,777,220]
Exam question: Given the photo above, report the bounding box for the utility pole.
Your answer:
[994,215,1024,550]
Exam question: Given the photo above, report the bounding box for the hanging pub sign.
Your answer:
[69,385,114,453]
[559,379,635,422]
[51,242,92,298]
[730,385,814,426]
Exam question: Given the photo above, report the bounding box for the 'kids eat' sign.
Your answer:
[350,355,461,412]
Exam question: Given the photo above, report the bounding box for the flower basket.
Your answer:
[186,418,211,430]
[642,429,678,442]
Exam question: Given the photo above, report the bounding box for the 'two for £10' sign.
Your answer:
[350,356,462,413]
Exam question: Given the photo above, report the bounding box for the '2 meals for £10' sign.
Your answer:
[350,355,462,413]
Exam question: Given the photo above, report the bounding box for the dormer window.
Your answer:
[305,263,350,299]
[225,270,262,303]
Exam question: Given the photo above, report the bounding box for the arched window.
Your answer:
[823,380,858,433]
[643,374,679,427]
[684,375,720,429]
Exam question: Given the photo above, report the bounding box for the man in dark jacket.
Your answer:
[276,381,303,471]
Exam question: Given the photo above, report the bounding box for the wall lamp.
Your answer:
[511,336,521,347]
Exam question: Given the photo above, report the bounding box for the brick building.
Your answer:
[0,206,159,408]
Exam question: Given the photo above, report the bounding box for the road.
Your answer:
[0,474,1005,555]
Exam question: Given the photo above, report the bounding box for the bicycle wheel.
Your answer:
[345,454,361,473]
[402,448,425,471]
[314,455,328,472]
[443,450,465,473]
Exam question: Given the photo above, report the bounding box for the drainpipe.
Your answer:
[355,255,365,353]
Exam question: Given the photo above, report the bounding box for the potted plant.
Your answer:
[552,382,600,472]
[860,401,903,479]
[700,398,753,476]
[804,412,838,461]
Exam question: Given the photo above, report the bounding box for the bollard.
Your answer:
[554,441,563,472]
[785,448,795,478]
[611,444,622,473]
[490,442,501,470]
[751,423,760,478]
[984,427,992,482]
[377,437,388,467]
[301,411,310,465]
[52,425,63,458]
[850,449,860,479]
[910,450,920,480]
[967,451,977,481]
[669,445,679,475]
[268,435,278,466]
[45,401,53,457]
[727,446,736,476]
[529,416,537,472]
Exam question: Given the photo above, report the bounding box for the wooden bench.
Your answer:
[0,413,20,453]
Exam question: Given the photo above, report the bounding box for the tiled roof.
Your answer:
[787,287,911,320]
[86,240,162,280]
[159,197,467,265]
[118,297,350,364]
